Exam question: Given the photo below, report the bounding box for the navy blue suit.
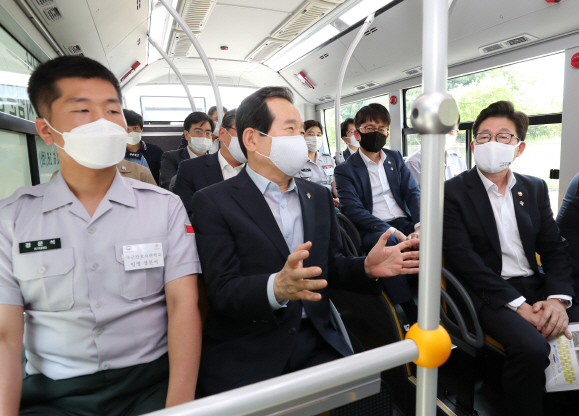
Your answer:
[443,168,578,415]
[191,169,378,396]
[173,152,223,217]
[334,149,420,304]
[557,172,579,297]
[343,147,352,160]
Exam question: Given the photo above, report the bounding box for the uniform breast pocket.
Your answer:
[299,169,313,180]
[115,238,167,301]
[13,248,75,312]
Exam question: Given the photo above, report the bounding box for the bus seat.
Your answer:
[330,301,353,353]
[336,213,363,256]
[338,225,357,257]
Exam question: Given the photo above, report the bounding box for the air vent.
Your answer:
[364,27,378,36]
[354,81,379,91]
[320,53,329,60]
[137,0,141,10]
[403,66,422,76]
[246,38,288,62]
[271,0,345,41]
[34,0,54,6]
[479,34,538,55]
[42,6,62,22]
[170,0,217,56]
[318,95,333,102]
[64,44,84,56]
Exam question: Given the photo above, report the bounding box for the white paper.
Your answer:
[545,322,579,392]
[122,243,164,271]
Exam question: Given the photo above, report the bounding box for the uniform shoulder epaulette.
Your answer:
[0,184,46,210]
[322,153,330,156]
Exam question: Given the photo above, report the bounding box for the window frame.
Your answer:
[0,111,40,185]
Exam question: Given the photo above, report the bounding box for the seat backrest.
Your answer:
[337,212,363,255]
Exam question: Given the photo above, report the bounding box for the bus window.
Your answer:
[323,94,390,156]
[0,130,32,199]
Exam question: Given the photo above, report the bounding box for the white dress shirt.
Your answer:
[359,150,408,222]
[217,149,245,180]
[406,150,467,186]
[477,168,571,310]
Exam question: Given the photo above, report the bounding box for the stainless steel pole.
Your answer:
[148,37,196,112]
[415,0,449,414]
[158,0,224,121]
[334,13,374,163]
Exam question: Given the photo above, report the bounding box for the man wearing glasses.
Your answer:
[159,112,214,190]
[443,101,578,416]
[335,103,421,315]
[340,118,359,161]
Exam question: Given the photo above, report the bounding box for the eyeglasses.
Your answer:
[192,128,213,138]
[358,126,389,135]
[474,133,519,144]
[306,132,323,137]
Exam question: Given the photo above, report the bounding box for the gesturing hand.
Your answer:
[364,229,420,278]
[273,241,327,303]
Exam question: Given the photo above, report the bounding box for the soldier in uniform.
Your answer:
[0,56,202,416]
[295,120,339,208]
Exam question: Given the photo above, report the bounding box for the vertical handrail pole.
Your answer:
[334,14,374,163]
[415,0,449,414]
[159,0,224,121]
[148,37,196,112]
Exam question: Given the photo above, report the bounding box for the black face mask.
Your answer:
[359,131,387,153]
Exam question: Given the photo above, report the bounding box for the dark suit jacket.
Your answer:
[140,141,163,185]
[192,169,378,395]
[173,152,223,217]
[443,168,575,311]
[334,149,421,236]
[557,172,579,296]
[159,148,189,190]
[343,147,352,160]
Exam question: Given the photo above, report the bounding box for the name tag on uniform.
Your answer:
[128,153,142,159]
[122,243,164,271]
[19,238,61,253]
[323,166,334,176]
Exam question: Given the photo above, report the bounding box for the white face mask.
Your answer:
[348,135,360,148]
[474,140,521,174]
[213,122,220,136]
[127,131,141,145]
[255,130,309,177]
[305,136,323,152]
[188,133,212,155]
[45,118,127,170]
[445,134,457,150]
[223,130,247,164]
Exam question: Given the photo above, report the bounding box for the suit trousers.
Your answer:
[20,354,169,416]
[478,275,579,416]
[362,216,416,304]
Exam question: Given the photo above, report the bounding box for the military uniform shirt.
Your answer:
[0,170,201,380]
[295,152,335,191]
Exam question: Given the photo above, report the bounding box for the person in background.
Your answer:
[191,86,420,397]
[0,55,202,416]
[443,100,578,416]
[173,109,245,217]
[124,109,164,185]
[207,106,228,155]
[159,112,214,190]
[296,120,339,208]
[405,118,466,186]
[556,172,579,297]
[51,159,157,186]
[340,118,359,161]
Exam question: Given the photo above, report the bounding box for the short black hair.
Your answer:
[221,109,237,130]
[304,120,323,135]
[472,101,529,141]
[28,55,122,119]
[236,86,294,157]
[183,112,215,132]
[123,109,143,129]
[340,117,355,138]
[354,103,391,128]
[208,106,228,117]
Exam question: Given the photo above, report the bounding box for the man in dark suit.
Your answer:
[191,86,420,397]
[340,117,358,161]
[443,101,578,416]
[159,112,214,190]
[334,104,420,307]
[173,109,245,217]
[557,172,579,296]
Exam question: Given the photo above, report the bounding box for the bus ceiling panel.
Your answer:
[214,0,303,13]
[181,4,294,61]
[106,20,148,81]
[86,0,149,56]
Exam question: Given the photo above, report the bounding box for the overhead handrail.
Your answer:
[333,13,374,164]
[158,0,224,122]
[148,37,196,112]
[145,340,418,415]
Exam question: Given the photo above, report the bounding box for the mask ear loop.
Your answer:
[43,119,65,150]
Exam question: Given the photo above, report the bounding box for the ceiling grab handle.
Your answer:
[159,0,224,122]
[409,0,459,414]
[148,37,196,112]
[334,13,374,164]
